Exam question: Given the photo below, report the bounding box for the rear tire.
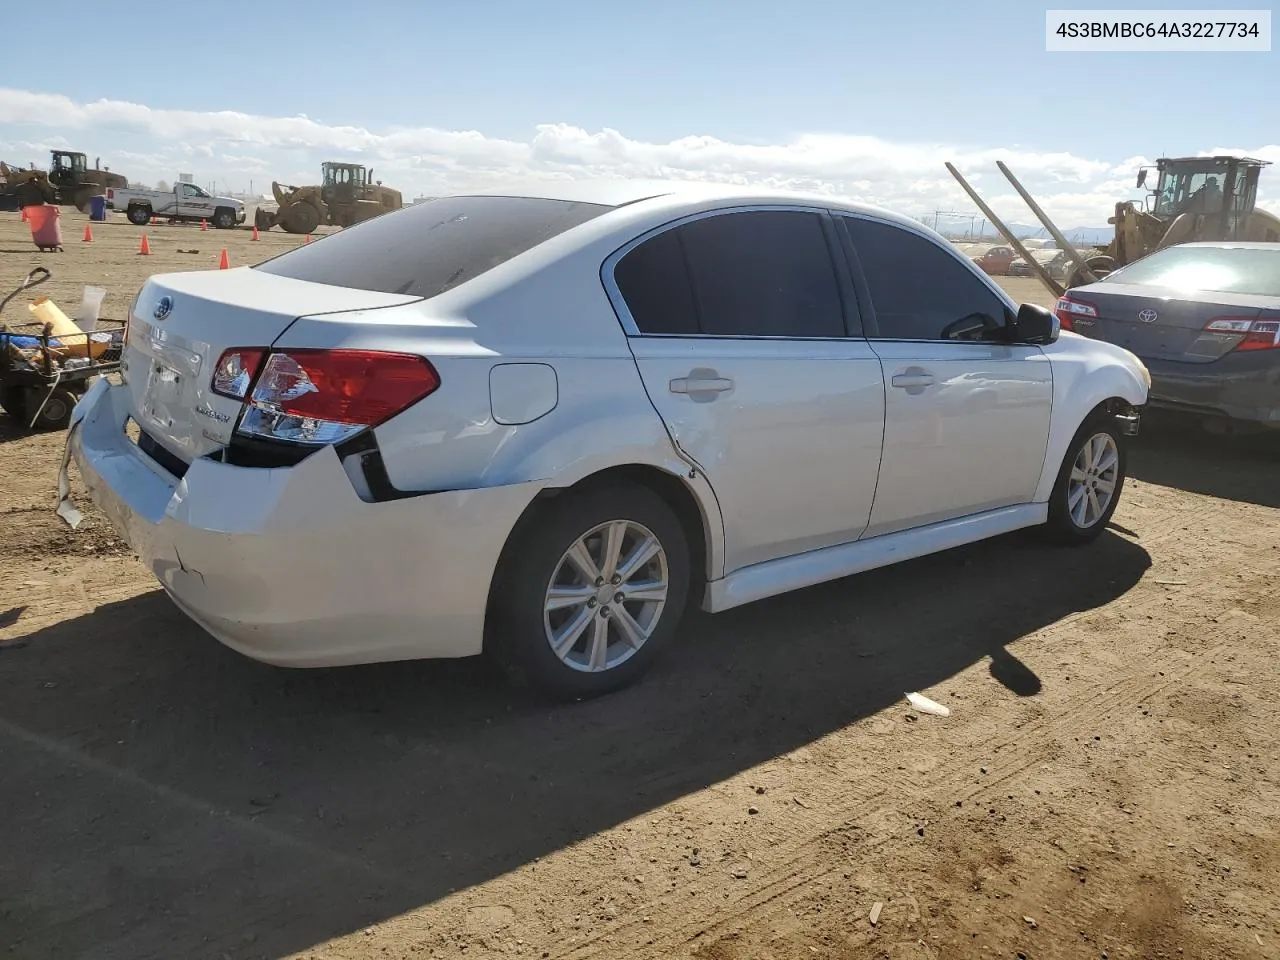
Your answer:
[127,204,150,226]
[486,482,691,701]
[1040,412,1127,545]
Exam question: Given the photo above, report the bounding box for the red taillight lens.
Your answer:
[1204,316,1280,352]
[211,348,266,399]
[231,348,440,445]
[1053,295,1097,332]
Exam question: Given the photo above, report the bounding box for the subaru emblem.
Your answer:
[153,295,173,322]
[1138,308,1158,323]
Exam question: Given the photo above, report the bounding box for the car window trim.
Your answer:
[601,203,864,341]
[836,212,1022,345]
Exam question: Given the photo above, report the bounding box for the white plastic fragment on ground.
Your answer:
[905,692,951,717]
[869,901,883,925]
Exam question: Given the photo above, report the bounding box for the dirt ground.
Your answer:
[1,209,1279,960]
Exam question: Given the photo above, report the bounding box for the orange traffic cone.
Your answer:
[217,248,230,269]
[138,234,151,255]
[250,224,260,241]
[83,223,94,242]
[304,234,312,244]
[151,216,159,226]
[200,219,208,231]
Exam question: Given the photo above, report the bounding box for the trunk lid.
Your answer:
[1069,283,1268,363]
[123,268,420,461]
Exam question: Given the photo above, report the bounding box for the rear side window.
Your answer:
[254,195,612,298]
[613,209,846,338]
[843,217,1010,340]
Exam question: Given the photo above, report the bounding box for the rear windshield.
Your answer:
[1104,245,1280,297]
[254,195,613,298]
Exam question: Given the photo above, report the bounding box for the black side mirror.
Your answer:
[1136,168,1148,189]
[1012,302,1059,345]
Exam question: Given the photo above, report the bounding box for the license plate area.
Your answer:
[141,358,183,431]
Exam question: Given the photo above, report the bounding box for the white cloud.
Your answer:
[3,87,1277,228]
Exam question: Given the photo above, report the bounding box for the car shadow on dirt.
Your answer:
[0,530,1149,960]
[1128,413,1280,509]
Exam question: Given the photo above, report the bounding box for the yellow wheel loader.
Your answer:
[947,155,1280,298]
[0,151,127,212]
[255,162,403,234]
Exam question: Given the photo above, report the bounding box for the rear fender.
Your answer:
[366,354,728,580]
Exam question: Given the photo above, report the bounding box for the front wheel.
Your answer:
[212,207,236,229]
[487,482,692,701]
[1040,413,1127,545]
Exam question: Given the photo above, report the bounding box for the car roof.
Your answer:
[445,178,926,230]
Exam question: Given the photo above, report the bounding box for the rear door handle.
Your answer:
[670,376,734,395]
[891,372,935,389]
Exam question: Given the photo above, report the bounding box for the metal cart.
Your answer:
[0,268,126,431]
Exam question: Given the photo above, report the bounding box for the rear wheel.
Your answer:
[1040,413,1127,545]
[127,204,150,226]
[487,482,691,700]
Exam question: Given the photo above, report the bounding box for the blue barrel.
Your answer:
[89,195,107,221]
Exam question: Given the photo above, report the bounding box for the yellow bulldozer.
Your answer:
[254,161,403,234]
[0,151,128,212]
[947,155,1280,297]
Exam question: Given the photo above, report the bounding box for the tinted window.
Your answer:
[255,195,612,298]
[844,217,1009,340]
[613,229,700,335]
[614,210,845,338]
[681,211,844,337]
[1104,245,1280,296]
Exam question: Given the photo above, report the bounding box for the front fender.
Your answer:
[1034,343,1149,502]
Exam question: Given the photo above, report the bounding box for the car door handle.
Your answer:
[891,372,935,389]
[670,376,734,395]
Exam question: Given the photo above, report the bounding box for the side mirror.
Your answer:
[1012,302,1059,345]
[1136,168,1147,189]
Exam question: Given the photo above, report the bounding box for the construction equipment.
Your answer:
[254,162,403,234]
[0,151,128,212]
[947,155,1280,297]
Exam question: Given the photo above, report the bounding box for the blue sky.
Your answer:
[2,0,1277,226]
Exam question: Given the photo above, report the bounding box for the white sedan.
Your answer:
[60,180,1150,699]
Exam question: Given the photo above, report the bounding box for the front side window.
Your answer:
[843,217,1009,341]
[613,209,846,338]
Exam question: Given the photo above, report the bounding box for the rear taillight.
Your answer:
[211,348,265,399]
[1204,316,1280,352]
[211,348,440,446]
[1053,295,1097,332]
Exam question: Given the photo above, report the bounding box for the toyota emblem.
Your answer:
[1138,308,1158,323]
[153,295,173,322]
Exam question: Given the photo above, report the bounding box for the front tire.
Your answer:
[1041,412,1127,545]
[212,207,236,229]
[487,482,691,701]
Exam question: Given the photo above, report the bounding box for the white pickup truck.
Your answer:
[105,183,246,229]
